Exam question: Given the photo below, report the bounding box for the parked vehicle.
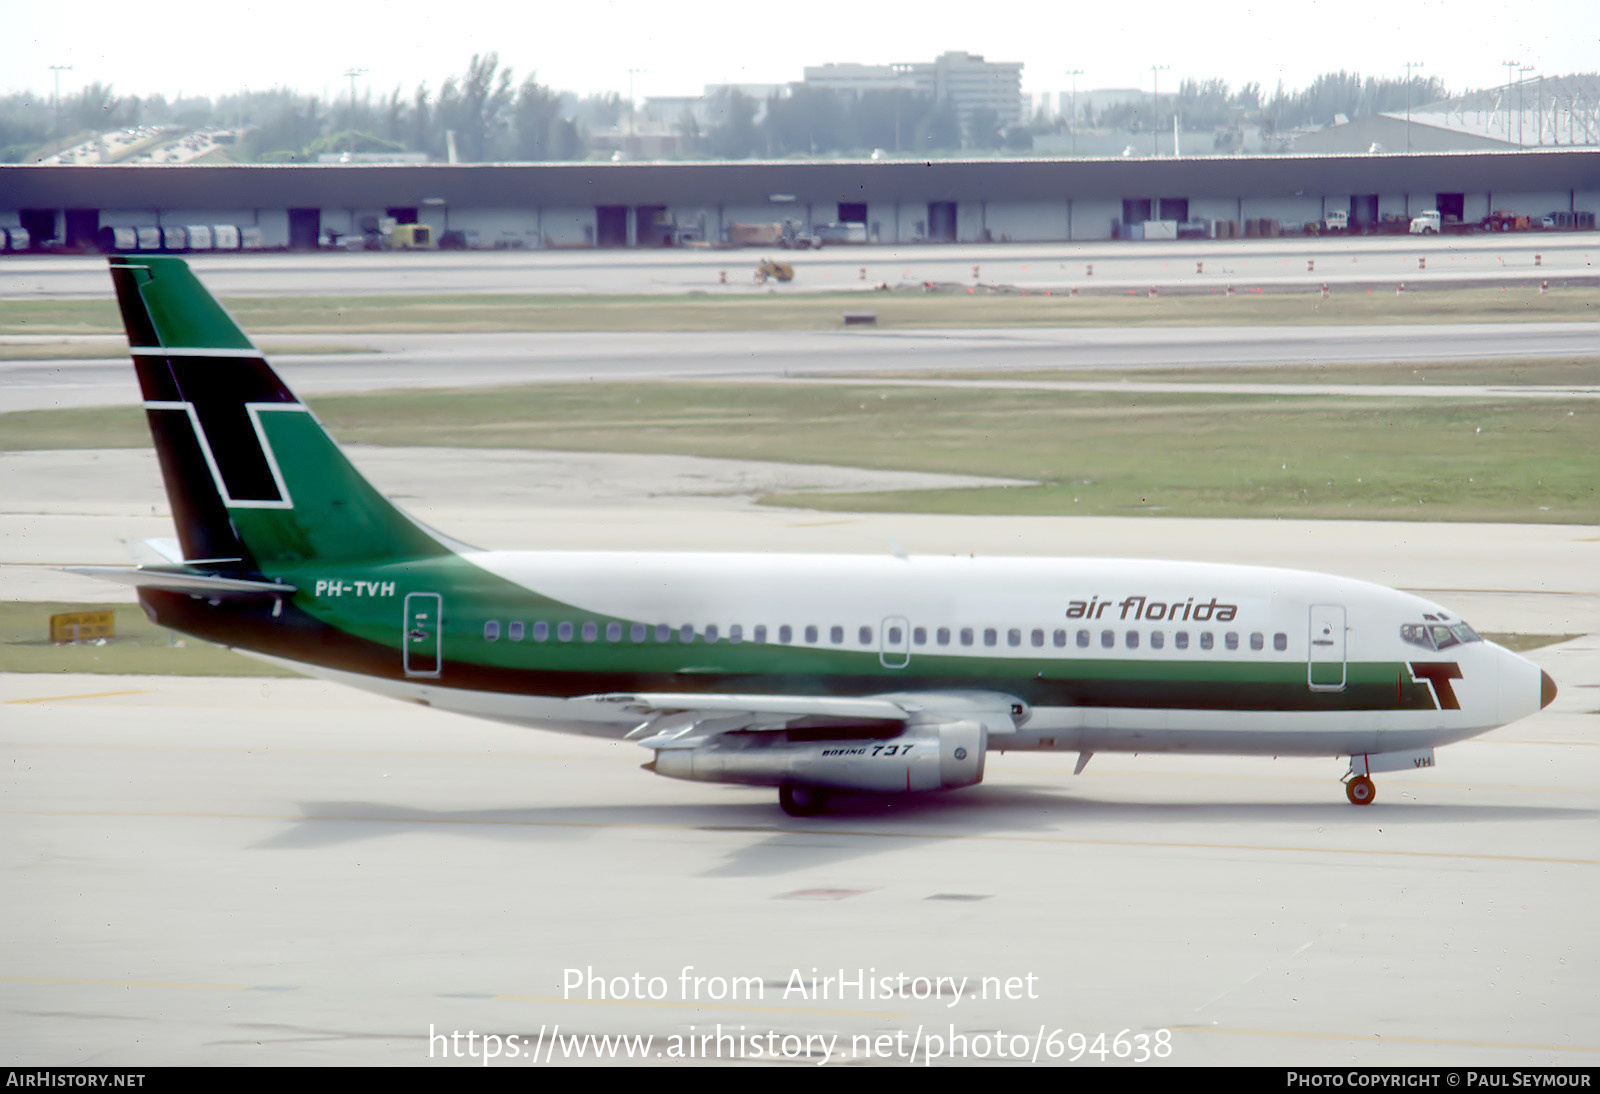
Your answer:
[780,220,821,249]
[1409,210,1441,235]
[816,222,868,245]
[755,258,794,283]
[1543,210,1596,231]
[1481,210,1531,232]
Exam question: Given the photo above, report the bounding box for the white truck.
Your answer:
[1408,210,1442,235]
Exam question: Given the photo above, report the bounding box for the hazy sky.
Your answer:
[10,0,1596,105]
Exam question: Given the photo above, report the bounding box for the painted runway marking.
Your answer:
[3,689,152,705]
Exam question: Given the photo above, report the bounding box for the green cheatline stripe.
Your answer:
[154,585,1438,715]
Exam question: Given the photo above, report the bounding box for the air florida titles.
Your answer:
[1066,595,1239,623]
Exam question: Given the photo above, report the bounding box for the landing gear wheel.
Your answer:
[1346,775,1376,806]
[779,784,828,817]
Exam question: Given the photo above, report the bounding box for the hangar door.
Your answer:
[288,208,321,251]
[595,205,628,247]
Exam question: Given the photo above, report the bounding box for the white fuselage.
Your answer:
[266,552,1546,761]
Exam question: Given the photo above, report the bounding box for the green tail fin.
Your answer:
[109,255,450,569]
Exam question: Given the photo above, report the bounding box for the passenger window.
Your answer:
[1101,630,1115,649]
[859,626,873,645]
[1151,631,1164,649]
[984,628,998,647]
[484,620,500,642]
[1225,632,1238,651]
[805,625,818,643]
[1199,632,1213,650]
[631,623,646,642]
[606,622,621,642]
[937,627,951,646]
[679,624,695,643]
[582,622,598,642]
[1274,632,1288,651]
[830,625,844,644]
[656,623,672,643]
[1175,631,1188,649]
[1053,628,1067,648]
[1126,630,1139,649]
[705,624,719,643]
[558,622,574,642]
[1250,632,1264,651]
[509,621,524,642]
[729,624,743,644]
[888,626,903,644]
[1076,629,1090,648]
[754,625,767,643]
[776,625,790,643]
[533,621,549,642]
[1031,628,1045,647]
[1007,628,1022,647]
[960,628,974,646]
[912,626,926,645]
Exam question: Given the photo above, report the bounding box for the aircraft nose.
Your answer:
[1541,670,1558,710]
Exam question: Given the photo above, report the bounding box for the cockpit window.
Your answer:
[1401,620,1482,650]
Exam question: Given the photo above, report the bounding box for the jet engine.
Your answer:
[646,720,987,799]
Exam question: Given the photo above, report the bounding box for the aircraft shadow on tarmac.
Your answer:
[249,788,1594,878]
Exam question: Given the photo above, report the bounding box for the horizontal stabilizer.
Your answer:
[64,566,296,597]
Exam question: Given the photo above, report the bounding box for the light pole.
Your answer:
[1403,61,1423,152]
[1065,68,1083,156]
[1501,60,1519,138]
[1517,65,1533,146]
[1150,65,1168,157]
[627,68,644,153]
[344,68,366,153]
[49,64,72,157]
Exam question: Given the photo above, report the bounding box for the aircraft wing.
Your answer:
[577,689,1027,748]
[578,691,913,721]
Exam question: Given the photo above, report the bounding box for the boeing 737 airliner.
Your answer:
[76,256,1556,815]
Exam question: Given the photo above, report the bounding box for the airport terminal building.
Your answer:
[2,149,1596,252]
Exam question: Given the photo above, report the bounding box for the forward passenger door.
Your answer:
[1308,604,1346,691]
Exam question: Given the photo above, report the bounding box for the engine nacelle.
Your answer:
[648,720,987,794]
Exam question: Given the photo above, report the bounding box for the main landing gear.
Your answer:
[778,784,829,817]
[1344,775,1376,806]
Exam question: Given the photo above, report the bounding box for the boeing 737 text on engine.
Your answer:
[73,257,1557,815]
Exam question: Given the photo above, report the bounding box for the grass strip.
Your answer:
[3,381,1593,523]
[0,601,297,677]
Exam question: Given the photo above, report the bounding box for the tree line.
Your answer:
[2,59,1459,164]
